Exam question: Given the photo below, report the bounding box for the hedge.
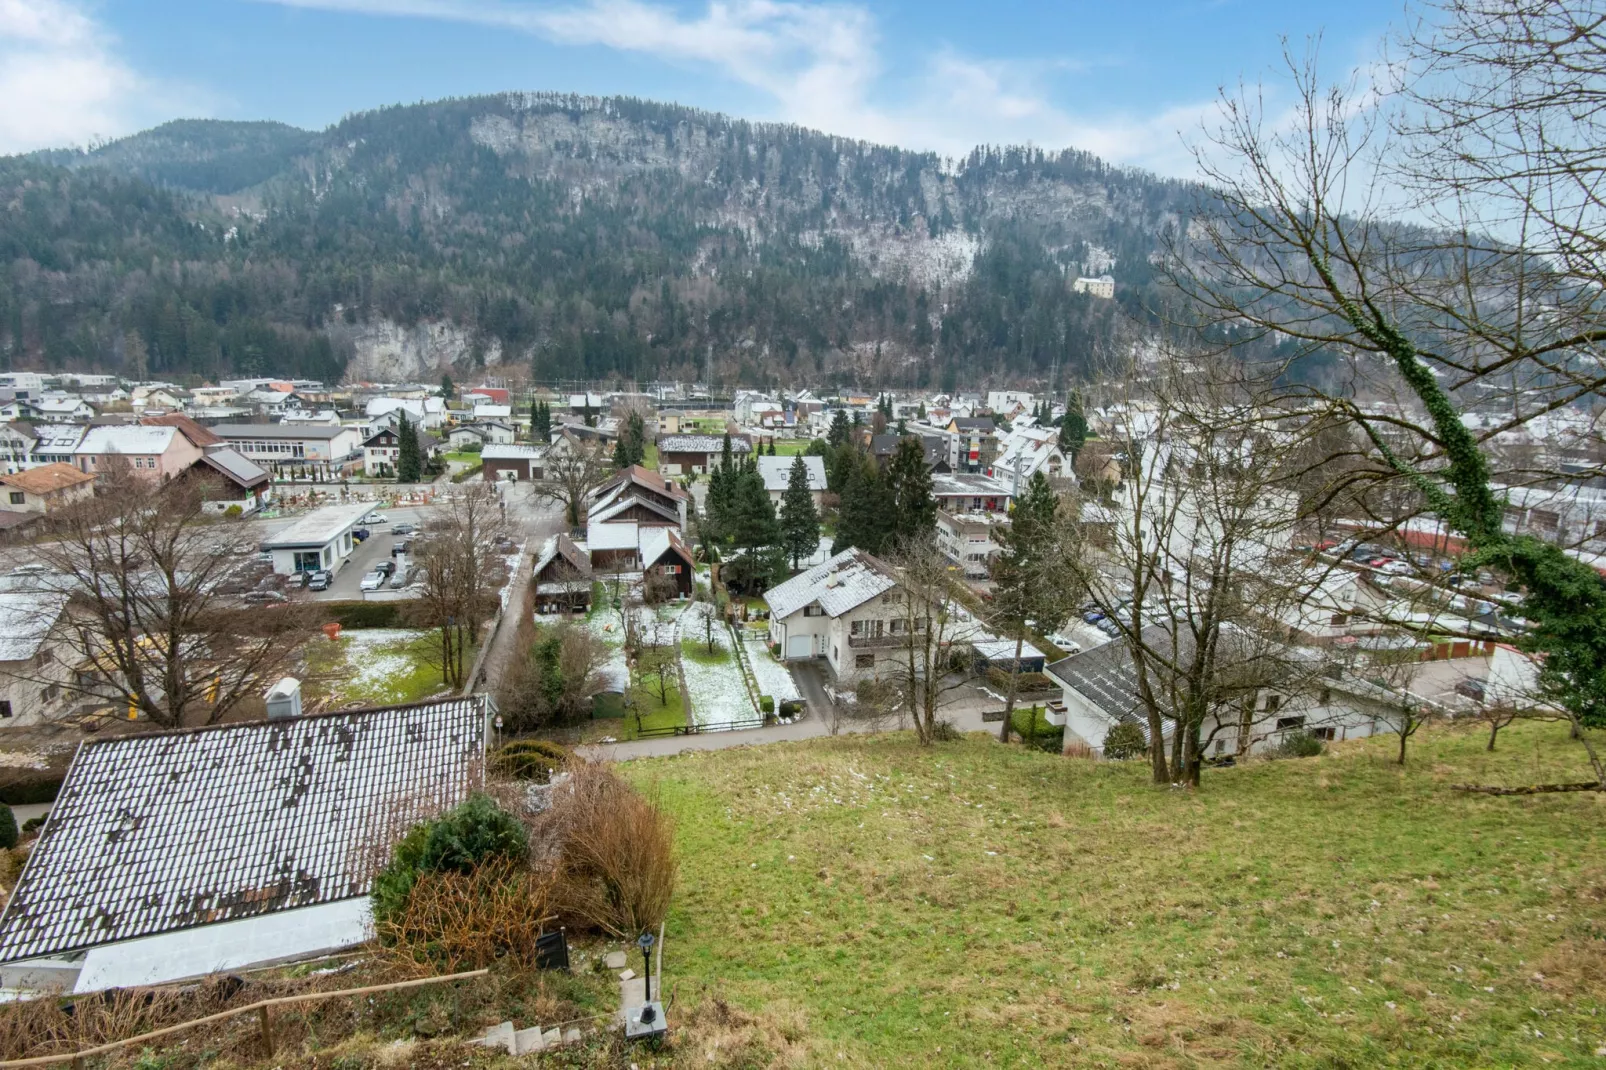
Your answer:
[321,600,405,629]
[0,774,63,806]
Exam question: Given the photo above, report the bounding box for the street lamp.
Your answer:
[637,931,655,1003]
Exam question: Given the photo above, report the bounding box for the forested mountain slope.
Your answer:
[3,94,1199,386]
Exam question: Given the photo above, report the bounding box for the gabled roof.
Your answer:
[591,493,680,526]
[656,434,751,455]
[1044,625,1188,732]
[143,413,223,447]
[0,695,490,964]
[74,425,179,455]
[591,465,688,506]
[0,463,94,496]
[755,454,826,492]
[765,548,897,621]
[533,533,591,580]
[640,526,693,570]
[0,590,69,662]
[197,447,271,489]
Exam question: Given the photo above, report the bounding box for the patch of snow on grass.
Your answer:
[745,638,800,702]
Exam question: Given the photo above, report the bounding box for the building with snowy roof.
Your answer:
[0,694,492,993]
[764,548,909,683]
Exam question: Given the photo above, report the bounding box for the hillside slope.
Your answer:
[4,95,1194,385]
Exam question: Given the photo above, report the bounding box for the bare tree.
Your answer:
[1168,28,1606,786]
[17,466,313,728]
[413,484,507,689]
[531,438,611,530]
[497,622,609,731]
[882,537,972,745]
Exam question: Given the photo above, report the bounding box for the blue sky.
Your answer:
[3,0,1406,176]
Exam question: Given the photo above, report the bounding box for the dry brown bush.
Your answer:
[538,762,677,939]
[372,857,553,975]
[1063,739,1095,760]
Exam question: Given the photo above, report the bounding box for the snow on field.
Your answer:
[581,610,630,693]
[333,628,435,701]
[680,602,754,725]
[745,637,800,703]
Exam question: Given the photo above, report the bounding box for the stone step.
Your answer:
[542,1027,562,1049]
[471,1021,516,1055]
[513,1026,546,1054]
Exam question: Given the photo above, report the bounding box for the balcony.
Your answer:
[847,633,905,649]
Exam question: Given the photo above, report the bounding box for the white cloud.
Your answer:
[0,0,185,153]
[259,0,1225,176]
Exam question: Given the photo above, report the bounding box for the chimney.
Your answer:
[265,677,302,721]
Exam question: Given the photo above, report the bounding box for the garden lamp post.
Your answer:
[637,931,656,1003]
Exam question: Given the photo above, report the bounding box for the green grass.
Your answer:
[442,449,481,465]
[681,636,731,665]
[303,629,472,707]
[622,682,688,739]
[769,438,813,456]
[624,720,1606,1067]
[643,442,659,469]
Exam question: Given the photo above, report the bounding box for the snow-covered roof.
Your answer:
[930,472,1013,499]
[74,426,178,456]
[0,590,67,662]
[755,454,826,492]
[481,444,546,460]
[765,548,897,622]
[259,503,372,549]
[656,434,751,454]
[639,526,692,569]
[585,519,639,551]
[0,696,489,964]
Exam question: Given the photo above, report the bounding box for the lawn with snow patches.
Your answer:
[304,628,460,707]
[679,603,753,725]
[745,637,800,703]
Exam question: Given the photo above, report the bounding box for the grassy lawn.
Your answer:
[643,442,659,469]
[303,628,470,707]
[624,720,1606,1067]
[442,449,481,465]
[681,636,732,665]
[622,681,688,739]
[770,438,814,456]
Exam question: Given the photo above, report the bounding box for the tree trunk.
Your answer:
[998,634,1024,744]
[1146,710,1170,784]
[1396,717,1409,765]
[1487,722,1499,752]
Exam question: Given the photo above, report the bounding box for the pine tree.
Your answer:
[531,400,552,443]
[885,436,936,546]
[396,412,422,483]
[583,397,596,427]
[440,373,455,399]
[989,471,1072,742]
[895,416,907,436]
[832,455,891,555]
[729,467,781,550]
[612,410,646,468]
[779,456,820,569]
[1059,392,1088,463]
[827,409,850,447]
[917,401,926,420]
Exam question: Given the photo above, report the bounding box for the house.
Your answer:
[734,392,783,427]
[943,416,999,473]
[755,454,827,507]
[655,433,752,475]
[588,466,688,532]
[480,444,546,482]
[466,386,510,406]
[937,510,1010,579]
[130,385,190,412]
[73,425,204,481]
[1043,626,1387,759]
[365,396,447,431]
[0,464,95,514]
[192,449,274,514]
[210,424,364,479]
[447,422,516,450]
[0,424,37,473]
[641,527,696,598]
[985,391,1035,417]
[930,472,1014,515]
[868,434,950,473]
[0,584,74,727]
[989,426,1068,489]
[29,424,85,467]
[258,502,372,575]
[32,397,95,423]
[764,548,909,684]
[533,533,593,614]
[0,694,491,993]
[362,425,440,478]
[471,401,513,422]
[567,392,606,414]
[1073,275,1116,299]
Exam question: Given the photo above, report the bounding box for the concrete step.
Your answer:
[513,1026,546,1054]
[471,1021,515,1055]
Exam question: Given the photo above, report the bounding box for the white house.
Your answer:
[985,391,1035,417]
[32,397,95,423]
[936,510,1010,579]
[472,401,513,422]
[257,502,372,575]
[210,424,364,479]
[989,426,1068,489]
[765,548,910,684]
[755,454,826,507]
[1073,275,1116,299]
[0,583,74,727]
[0,694,491,993]
[365,396,447,431]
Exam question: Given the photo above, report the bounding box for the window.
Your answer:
[850,620,864,636]
[803,605,825,617]
[855,653,875,669]
[1318,688,1331,705]
[1329,612,1349,626]
[889,618,906,634]
[0,701,12,718]
[1311,726,1336,741]
[1214,739,1226,755]
[661,564,682,575]
[1275,715,1306,731]
[1263,693,1281,713]
[7,492,21,505]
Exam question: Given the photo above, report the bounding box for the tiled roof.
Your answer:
[0,463,94,495]
[656,434,751,454]
[74,426,178,455]
[765,548,897,621]
[1044,625,1187,731]
[533,533,591,579]
[143,414,223,447]
[0,696,489,963]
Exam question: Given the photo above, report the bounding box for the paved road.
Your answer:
[469,483,566,695]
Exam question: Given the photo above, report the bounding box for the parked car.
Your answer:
[359,571,386,592]
[363,512,388,525]
[1379,560,1413,576]
[392,539,412,557]
[1045,633,1082,655]
[392,523,417,536]
[374,560,395,579]
[305,570,333,592]
[352,528,371,542]
[389,565,412,589]
[1454,679,1487,703]
[1083,611,1105,624]
[1096,618,1122,636]
[242,590,287,605]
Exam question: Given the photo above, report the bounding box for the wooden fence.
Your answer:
[0,969,489,1069]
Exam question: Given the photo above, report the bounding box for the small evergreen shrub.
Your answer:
[371,794,528,925]
[1273,730,1325,759]
[20,816,44,836]
[759,695,775,714]
[779,700,803,716]
[0,805,17,850]
[1103,722,1148,760]
[223,504,243,518]
[930,720,963,743]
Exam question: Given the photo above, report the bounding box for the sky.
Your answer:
[1,0,1408,177]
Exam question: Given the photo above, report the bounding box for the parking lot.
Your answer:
[273,505,432,601]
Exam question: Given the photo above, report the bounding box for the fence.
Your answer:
[633,716,767,738]
[0,969,489,1069]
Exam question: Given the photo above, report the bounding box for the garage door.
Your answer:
[786,635,812,659]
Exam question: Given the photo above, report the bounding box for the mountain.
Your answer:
[1,94,1199,387]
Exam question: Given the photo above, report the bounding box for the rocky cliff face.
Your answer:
[333,318,499,383]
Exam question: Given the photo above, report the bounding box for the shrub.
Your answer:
[541,764,676,938]
[372,794,528,926]
[759,695,774,714]
[930,720,963,743]
[770,643,781,657]
[493,739,571,783]
[374,858,552,973]
[223,504,243,518]
[19,816,43,837]
[0,774,62,806]
[1273,730,1326,759]
[779,699,803,716]
[321,600,403,629]
[1103,722,1148,760]
[0,805,17,850]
